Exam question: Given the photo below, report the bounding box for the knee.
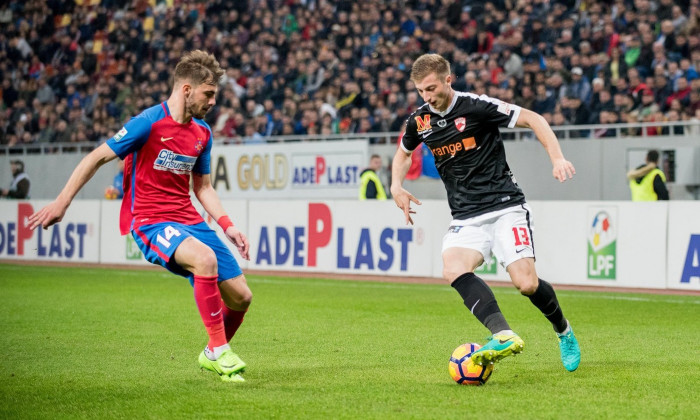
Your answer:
[225,290,252,311]
[516,277,539,296]
[236,290,253,309]
[195,249,218,275]
[221,278,253,309]
[442,268,464,283]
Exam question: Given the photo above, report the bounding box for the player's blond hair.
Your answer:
[410,53,451,83]
[173,50,224,86]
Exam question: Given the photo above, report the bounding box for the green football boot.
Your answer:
[470,333,525,366]
[199,349,247,380]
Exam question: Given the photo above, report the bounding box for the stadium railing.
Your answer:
[2,120,698,155]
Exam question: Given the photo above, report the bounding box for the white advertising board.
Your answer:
[667,202,700,291]
[0,200,100,262]
[247,200,435,276]
[210,141,368,199]
[6,198,698,293]
[531,201,668,289]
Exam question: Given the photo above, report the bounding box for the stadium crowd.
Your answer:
[2,0,700,149]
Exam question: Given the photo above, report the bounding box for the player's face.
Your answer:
[186,83,217,119]
[414,72,453,112]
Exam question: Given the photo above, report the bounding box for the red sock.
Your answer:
[193,275,227,350]
[222,305,247,342]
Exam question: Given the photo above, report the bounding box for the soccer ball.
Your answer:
[448,343,494,385]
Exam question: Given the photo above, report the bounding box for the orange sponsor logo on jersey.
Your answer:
[430,137,477,157]
[415,114,431,132]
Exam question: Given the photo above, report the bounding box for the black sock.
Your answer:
[451,272,510,334]
[526,278,568,333]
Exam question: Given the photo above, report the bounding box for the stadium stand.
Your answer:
[1,0,700,150]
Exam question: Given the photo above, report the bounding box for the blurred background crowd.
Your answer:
[2,0,700,149]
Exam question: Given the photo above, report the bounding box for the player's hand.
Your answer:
[391,186,421,225]
[225,226,250,261]
[28,200,68,230]
[552,158,575,183]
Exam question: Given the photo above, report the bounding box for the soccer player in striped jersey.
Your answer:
[391,53,581,372]
[29,50,251,382]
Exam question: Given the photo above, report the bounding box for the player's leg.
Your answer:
[182,223,249,380]
[199,226,252,344]
[176,243,247,379]
[441,220,524,366]
[219,275,252,342]
[132,223,244,379]
[507,258,567,331]
[173,238,237,363]
[507,259,580,371]
[195,280,249,381]
[497,205,580,371]
[444,247,510,333]
[444,247,524,366]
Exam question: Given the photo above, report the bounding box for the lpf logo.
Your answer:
[587,208,617,280]
[475,255,498,275]
[126,235,143,260]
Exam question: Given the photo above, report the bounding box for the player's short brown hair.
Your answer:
[173,50,224,86]
[410,54,451,83]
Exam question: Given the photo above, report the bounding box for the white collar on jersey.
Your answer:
[428,89,460,117]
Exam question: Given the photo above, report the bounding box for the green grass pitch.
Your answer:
[1,263,698,419]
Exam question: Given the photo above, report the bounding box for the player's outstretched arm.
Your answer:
[390,147,421,225]
[29,143,118,230]
[515,108,575,183]
[193,173,250,260]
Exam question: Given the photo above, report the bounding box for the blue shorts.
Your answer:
[132,221,243,286]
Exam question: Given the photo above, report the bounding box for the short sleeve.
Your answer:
[400,115,422,152]
[106,116,153,159]
[470,94,522,129]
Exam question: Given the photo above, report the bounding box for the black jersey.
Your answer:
[401,91,527,220]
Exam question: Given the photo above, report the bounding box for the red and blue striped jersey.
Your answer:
[107,102,212,235]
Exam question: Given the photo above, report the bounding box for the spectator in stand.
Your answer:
[1,0,699,149]
[588,77,606,110]
[635,89,661,121]
[594,110,621,138]
[663,109,685,135]
[565,67,591,103]
[590,90,614,124]
[532,84,556,115]
[562,95,591,138]
[654,74,675,110]
[665,77,692,110]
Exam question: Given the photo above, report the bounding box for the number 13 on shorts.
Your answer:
[512,226,530,246]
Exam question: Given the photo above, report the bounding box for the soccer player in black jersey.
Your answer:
[391,54,580,372]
